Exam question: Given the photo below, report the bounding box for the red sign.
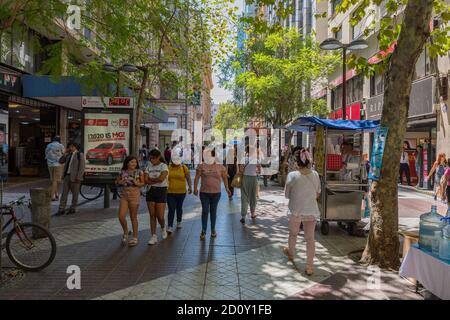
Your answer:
[329,102,361,120]
[84,119,108,126]
[330,69,357,88]
[109,98,131,106]
[368,41,397,65]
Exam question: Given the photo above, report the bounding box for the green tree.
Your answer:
[213,101,247,137]
[246,0,450,269]
[236,28,339,129]
[0,0,237,153]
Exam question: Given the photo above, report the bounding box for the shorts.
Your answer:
[146,186,168,203]
[120,187,141,207]
[48,165,63,182]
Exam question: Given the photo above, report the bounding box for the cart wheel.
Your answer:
[347,222,357,236]
[320,221,329,235]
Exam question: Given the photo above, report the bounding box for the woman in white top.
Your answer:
[283,149,321,276]
[239,146,261,224]
[145,149,169,245]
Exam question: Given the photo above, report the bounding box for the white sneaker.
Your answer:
[161,227,168,239]
[176,222,182,229]
[148,234,157,245]
[167,226,173,234]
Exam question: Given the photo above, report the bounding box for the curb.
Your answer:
[398,185,434,197]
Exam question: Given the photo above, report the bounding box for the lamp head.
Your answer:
[319,38,343,50]
[120,63,139,73]
[348,39,369,50]
[102,63,117,72]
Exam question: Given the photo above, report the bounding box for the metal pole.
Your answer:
[116,70,121,97]
[342,47,347,120]
[104,184,110,209]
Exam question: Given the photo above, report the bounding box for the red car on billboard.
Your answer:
[86,142,127,165]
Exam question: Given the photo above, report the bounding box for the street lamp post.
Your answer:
[319,38,369,120]
[102,63,142,205]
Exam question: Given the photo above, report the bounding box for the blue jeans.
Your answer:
[200,192,221,233]
[167,193,186,227]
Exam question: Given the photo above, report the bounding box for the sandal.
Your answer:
[200,232,206,241]
[282,247,294,261]
[211,231,217,238]
[251,214,257,219]
[121,234,129,246]
[305,266,314,276]
[128,238,138,247]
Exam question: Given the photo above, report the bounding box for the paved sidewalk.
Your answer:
[0,182,422,300]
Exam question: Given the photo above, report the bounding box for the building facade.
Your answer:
[320,0,450,188]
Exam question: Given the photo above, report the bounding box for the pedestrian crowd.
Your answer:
[44,136,367,277]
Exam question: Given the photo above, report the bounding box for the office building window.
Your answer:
[333,26,342,41]
[332,0,342,15]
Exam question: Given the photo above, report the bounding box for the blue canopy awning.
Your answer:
[287,116,380,131]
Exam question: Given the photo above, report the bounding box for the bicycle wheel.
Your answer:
[80,184,104,200]
[6,222,57,272]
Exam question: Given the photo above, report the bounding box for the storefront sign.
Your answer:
[82,109,132,180]
[423,146,429,182]
[369,127,389,181]
[0,72,21,95]
[366,76,435,120]
[329,102,361,120]
[81,96,134,109]
[330,69,357,88]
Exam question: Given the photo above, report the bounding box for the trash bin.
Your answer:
[30,188,51,238]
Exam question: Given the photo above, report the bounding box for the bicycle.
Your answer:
[79,183,147,201]
[1,196,57,272]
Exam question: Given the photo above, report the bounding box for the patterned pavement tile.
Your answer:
[203,285,240,300]
[165,282,203,300]
[205,271,239,286]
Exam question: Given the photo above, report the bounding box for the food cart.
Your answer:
[287,117,379,236]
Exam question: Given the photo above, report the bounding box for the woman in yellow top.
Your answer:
[167,152,192,233]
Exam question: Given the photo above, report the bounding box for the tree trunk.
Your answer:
[361,0,433,270]
[134,67,149,156]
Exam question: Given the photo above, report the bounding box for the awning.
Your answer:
[287,116,380,131]
[22,75,134,110]
[142,104,169,124]
[22,75,169,124]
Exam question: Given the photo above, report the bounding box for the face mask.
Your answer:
[172,158,182,165]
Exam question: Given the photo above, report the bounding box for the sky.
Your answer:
[210,0,245,106]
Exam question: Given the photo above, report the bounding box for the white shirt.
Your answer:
[243,156,260,176]
[145,162,169,187]
[285,170,321,219]
[400,151,409,164]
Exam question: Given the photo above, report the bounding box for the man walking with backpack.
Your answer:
[56,142,85,216]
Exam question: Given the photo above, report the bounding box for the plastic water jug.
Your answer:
[439,211,450,261]
[419,205,446,251]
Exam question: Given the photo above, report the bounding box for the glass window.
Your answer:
[332,0,342,15]
[67,110,81,146]
[333,27,342,41]
[11,24,36,73]
[0,28,12,65]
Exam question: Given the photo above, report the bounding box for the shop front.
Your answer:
[0,67,61,179]
[366,75,437,189]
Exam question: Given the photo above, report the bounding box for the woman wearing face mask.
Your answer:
[167,150,192,233]
[283,149,320,276]
[145,149,169,245]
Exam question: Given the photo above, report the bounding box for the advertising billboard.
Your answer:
[81,97,134,182]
